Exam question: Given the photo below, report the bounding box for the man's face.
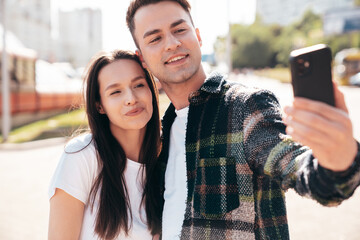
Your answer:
[133,1,203,86]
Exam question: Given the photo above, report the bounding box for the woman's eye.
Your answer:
[135,83,145,88]
[110,90,121,96]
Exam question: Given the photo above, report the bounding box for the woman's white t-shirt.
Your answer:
[48,133,152,240]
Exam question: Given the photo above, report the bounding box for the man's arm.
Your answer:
[281,82,360,204]
[241,87,360,205]
[283,82,357,171]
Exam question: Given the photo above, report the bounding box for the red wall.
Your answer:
[0,92,83,115]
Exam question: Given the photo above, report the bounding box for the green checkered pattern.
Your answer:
[158,72,360,240]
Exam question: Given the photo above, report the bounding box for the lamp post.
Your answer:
[1,0,11,142]
[226,0,232,73]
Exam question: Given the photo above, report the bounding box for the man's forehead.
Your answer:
[133,1,191,34]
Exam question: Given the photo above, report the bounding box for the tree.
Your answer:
[213,8,359,69]
[230,23,276,69]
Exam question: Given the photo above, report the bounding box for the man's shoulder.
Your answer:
[222,79,279,104]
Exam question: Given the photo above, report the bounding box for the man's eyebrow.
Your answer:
[170,19,186,28]
[143,29,161,39]
[143,19,187,39]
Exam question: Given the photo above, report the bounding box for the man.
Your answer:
[126,0,360,239]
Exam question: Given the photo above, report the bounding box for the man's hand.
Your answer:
[283,82,358,172]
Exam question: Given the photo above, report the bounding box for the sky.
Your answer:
[56,0,256,54]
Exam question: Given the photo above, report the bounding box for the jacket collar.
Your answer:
[162,71,227,124]
[199,71,227,94]
[187,71,227,104]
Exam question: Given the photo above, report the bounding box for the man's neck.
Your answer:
[161,70,207,110]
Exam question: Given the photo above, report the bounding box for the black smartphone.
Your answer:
[289,44,335,106]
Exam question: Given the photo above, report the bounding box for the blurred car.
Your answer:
[349,72,360,87]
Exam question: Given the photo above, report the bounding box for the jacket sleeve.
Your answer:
[241,89,360,206]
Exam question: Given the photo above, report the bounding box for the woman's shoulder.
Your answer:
[49,133,98,203]
[58,133,98,174]
[64,133,94,154]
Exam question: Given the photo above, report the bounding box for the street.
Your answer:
[0,74,359,240]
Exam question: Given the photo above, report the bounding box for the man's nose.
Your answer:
[165,34,181,51]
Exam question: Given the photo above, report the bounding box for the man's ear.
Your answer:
[135,49,148,69]
[195,28,202,47]
[96,103,106,114]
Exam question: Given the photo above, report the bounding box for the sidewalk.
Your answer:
[287,188,360,240]
[0,138,66,240]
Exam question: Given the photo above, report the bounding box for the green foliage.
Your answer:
[231,24,275,68]
[273,10,324,66]
[326,34,355,57]
[293,9,322,33]
[214,8,360,69]
[0,109,88,143]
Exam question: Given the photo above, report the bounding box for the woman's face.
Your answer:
[97,59,153,135]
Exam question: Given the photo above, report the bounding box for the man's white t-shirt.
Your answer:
[48,133,152,240]
[162,107,189,240]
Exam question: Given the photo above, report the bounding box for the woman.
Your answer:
[48,50,162,240]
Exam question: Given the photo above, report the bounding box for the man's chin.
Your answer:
[161,70,197,85]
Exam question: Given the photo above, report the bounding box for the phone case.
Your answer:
[289,44,335,106]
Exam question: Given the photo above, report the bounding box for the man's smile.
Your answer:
[165,54,189,64]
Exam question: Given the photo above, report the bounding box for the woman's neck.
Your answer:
[110,127,146,162]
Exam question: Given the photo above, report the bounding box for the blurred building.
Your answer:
[0,24,82,129]
[0,1,103,68]
[256,0,354,25]
[0,25,37,92]
[324,7,360,35]
[0,0,53,61]
[0,3,95,128]
[56,8,102,68]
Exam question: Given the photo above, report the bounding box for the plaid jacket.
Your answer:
[158,72,360,240]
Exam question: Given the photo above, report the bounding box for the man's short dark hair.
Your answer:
[126,0,193,48]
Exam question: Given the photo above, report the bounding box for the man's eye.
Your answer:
[150,37,161,43]
[175,28,186,34]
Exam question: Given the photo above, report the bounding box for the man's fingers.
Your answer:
[285,125,327,152]
[333,81,349,113]
[284,116,335,144]
[287,97,348,123]
[284,108,331,132]
[283,105,351,135]
[284,110,352,142]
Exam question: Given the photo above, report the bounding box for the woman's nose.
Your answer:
[124,90,136,106]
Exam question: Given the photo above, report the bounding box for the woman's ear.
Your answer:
[136,49,148,69]
[96,103,105,114]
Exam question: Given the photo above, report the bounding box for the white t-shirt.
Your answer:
[162,107,188,240]
[48,133,152,240]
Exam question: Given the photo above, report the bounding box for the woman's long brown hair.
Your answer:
[83,50,162,239]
